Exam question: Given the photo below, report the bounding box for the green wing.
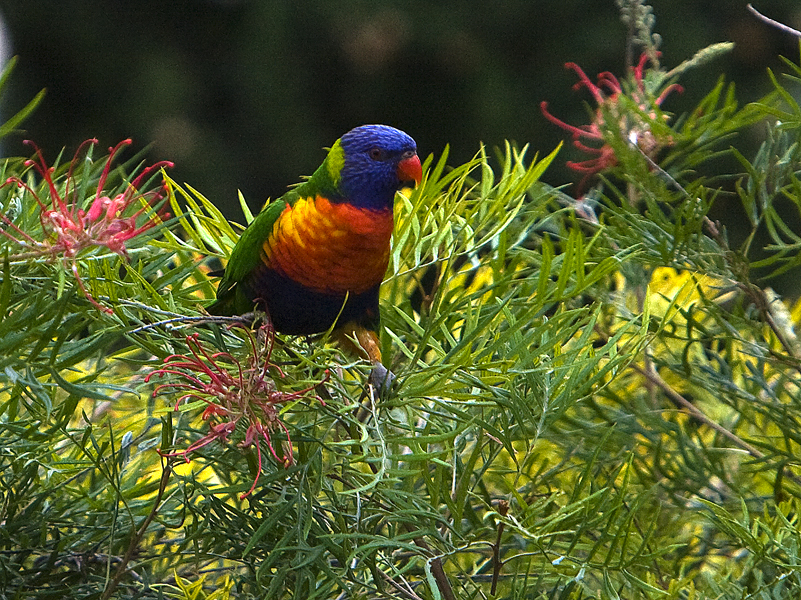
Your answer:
[207,144,340,316]
[207,191,294,315]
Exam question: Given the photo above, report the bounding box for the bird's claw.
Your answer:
[368,363,396,397]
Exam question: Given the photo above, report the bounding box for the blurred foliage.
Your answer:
[1,0,800,225]
[5,3,801,599]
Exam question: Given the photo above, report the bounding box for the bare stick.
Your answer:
[747,4,801,38]
[631,362,765,459]
[101,462,172,600]
[633,362,801,488]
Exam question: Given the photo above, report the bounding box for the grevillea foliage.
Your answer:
[4,7,801,599]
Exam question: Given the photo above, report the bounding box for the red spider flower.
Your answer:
[0,139,173,313]
[541,53,682,191]
[146,323,328,499]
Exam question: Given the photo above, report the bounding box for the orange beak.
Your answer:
[397,153,422,186]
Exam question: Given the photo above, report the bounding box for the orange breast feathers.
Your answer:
[262,196,395,295]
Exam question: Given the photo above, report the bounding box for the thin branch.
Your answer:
[127,314,247,334]
[628,135,801,365]
[747,4,801,38]
[631,362,801,489]
[378,568,426,600]
[100,462,172,600]
[420,547,457,600]
[490,500,509,596]
[631,362,765,458]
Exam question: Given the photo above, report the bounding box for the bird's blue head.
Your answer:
[327,124,421,211]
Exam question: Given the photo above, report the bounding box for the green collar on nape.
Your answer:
[325,139,345,188]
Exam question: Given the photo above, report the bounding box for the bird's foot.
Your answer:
[354,363,395,423]
[368,363,396,398]
[221,310,276,334]
[238,311,257,326]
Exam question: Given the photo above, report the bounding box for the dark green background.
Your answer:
[0,1,798,219]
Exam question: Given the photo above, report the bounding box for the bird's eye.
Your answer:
[369,148,385,161]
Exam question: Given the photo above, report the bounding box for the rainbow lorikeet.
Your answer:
[208,124,422,371]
